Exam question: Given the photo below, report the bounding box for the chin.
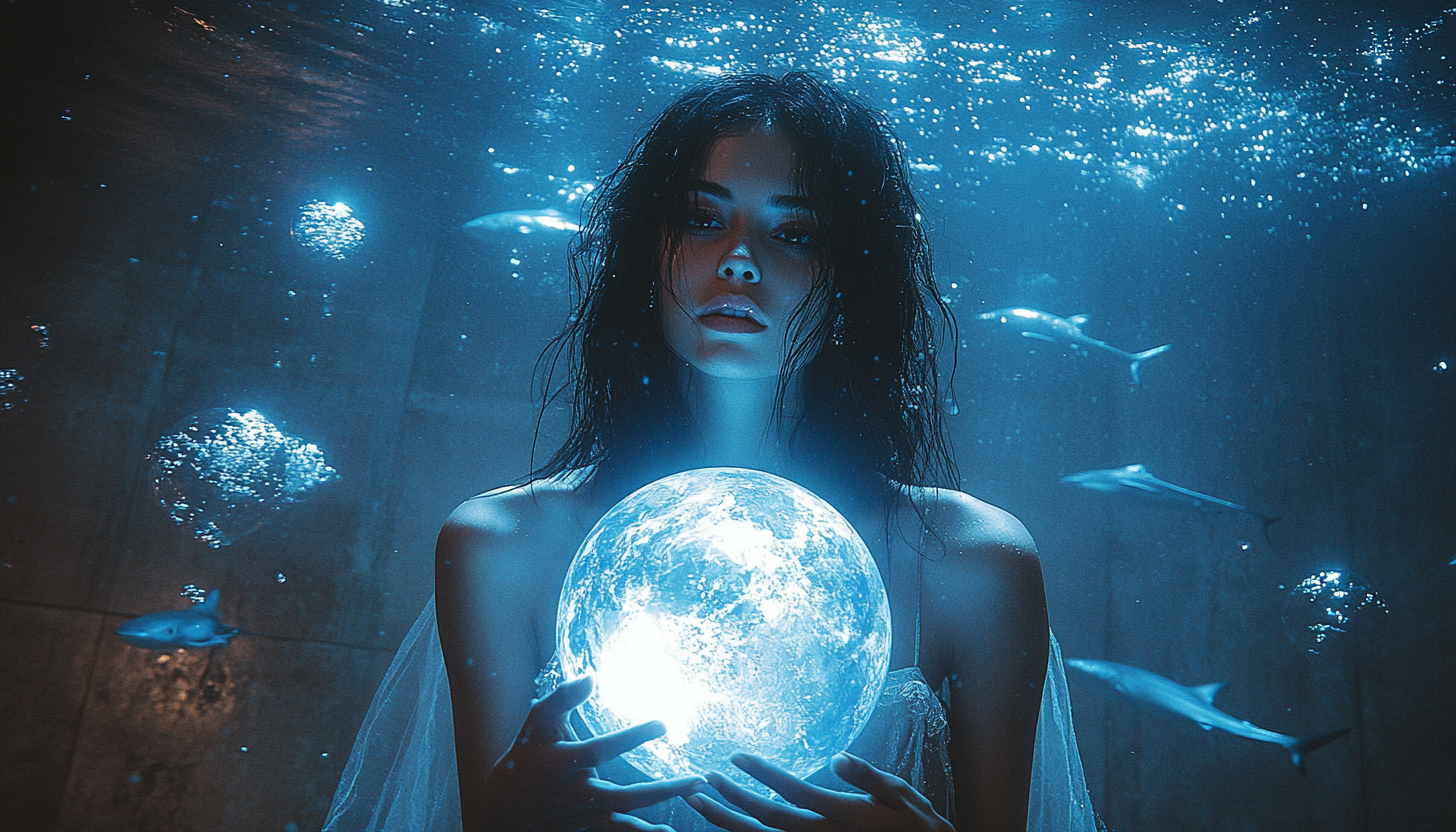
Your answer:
[692,357,782,381]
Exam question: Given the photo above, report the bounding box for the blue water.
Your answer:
[2,1,1453,830]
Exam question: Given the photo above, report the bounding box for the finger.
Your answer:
[684,793,777,832]
[829,753,916,809]
[729,753,849,817]
[526,675,595,730]
[707,770,823,830]
[565,720,668,768]
[588,810,678,832]
[588,775,707,812]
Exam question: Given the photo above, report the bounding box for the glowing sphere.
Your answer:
[556,467,891,788]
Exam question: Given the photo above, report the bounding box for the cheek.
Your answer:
[656,281,697,354]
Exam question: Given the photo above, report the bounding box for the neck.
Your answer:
[678,362,802,473]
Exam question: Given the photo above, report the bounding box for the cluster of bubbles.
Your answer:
[372,1,1455,228]
[293,201,365,260]
[29,322,50,350]
[1281,570,1389,655]
[150,408,338,547]
[1,320,51,416]
[180,584,208,604]
[0,369,24,412]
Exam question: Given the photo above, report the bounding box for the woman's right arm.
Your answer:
[435,492,704,832]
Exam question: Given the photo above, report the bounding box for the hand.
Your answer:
[477,675,706,832]
[684,752,953,832]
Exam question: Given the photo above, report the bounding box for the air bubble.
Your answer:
[150,408,338,547]
[1281,570,1388,655]
[294,201,365,260]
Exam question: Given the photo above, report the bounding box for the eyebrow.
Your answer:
[687,179,819,212]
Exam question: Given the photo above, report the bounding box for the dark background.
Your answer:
[2,1,1453,830]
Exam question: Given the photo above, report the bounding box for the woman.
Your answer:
[325,72,1096,832]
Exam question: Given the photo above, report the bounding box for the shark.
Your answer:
[462,208,581,237]
[115,589,239,650]
[1066,658,1351,774]
[974,307,1171,384]
[1060,463,1280,541]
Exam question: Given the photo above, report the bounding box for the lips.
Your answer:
[697,295,768,333]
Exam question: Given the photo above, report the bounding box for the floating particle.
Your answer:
[276,573,287,583]
[1281,570,1388,655]
[150,408,338,547]
[28,321,51,350]
[294,201,365,260]
[0,369,24,412]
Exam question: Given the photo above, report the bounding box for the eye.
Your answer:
[773,223,820,248]
[684,206,723,233]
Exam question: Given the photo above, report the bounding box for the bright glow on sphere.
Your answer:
[556,467,891,787]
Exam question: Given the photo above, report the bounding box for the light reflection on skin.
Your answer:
[656,129,829,468]
[658,130,824,382]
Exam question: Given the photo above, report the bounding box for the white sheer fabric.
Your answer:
[323,596,460,832]
[324,596,1097,832]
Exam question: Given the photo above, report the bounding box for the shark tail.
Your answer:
[1289,727,1352,775]
[1128,345,1171,385]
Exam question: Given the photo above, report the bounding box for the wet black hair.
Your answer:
[532,71,958,508]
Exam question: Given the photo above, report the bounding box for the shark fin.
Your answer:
[1020,332,1056,342]
[1289,727,1353,775]
[1068,314,1090,326]
[1198,722,1214,731]
[1191,682,1225,704]
[1128,344,1171,385]
[198,590,220,614]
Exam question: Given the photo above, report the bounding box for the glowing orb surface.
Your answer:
[556,467,891,787]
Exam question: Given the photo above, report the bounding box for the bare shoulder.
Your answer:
[897,486,1047,675]
[434,471,594,633]
[437,472,590,564]
[897,485,1038,566]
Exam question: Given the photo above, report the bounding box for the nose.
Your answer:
[717,242,760,284]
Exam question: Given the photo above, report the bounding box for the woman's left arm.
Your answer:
[921,489,1049,832]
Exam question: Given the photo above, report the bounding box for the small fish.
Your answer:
[462,208,581,237]
[116,589,239,650]
[1060,463,1280,540]
[975,307,1170,384]
[1067,658,1350,774]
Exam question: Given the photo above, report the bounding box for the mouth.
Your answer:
[697,295,768,333]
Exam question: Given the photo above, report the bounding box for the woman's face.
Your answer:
[659,129,824,381]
